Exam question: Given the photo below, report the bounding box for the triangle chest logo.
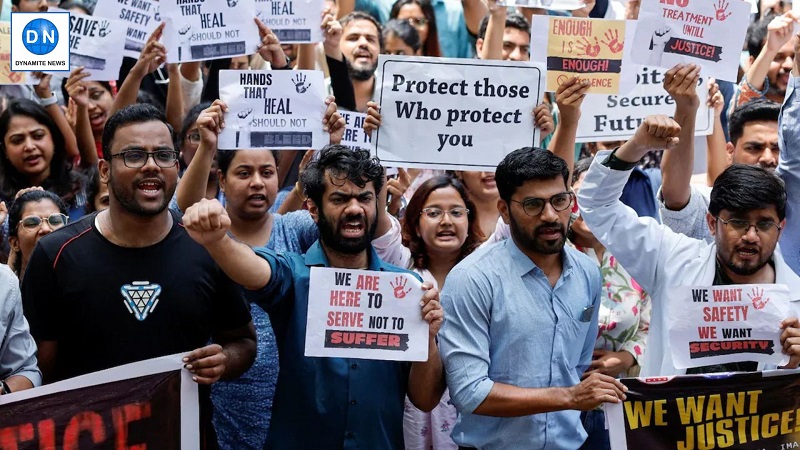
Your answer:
[121,281,162,321]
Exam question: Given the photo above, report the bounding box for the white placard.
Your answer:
[256,0,324,44]
[93,0,162,59]
[161,0,261,63]
[373,55,545,171]
[667,284,790,369]
[65,13,126,81]
[218,69,327,150]
[631,0,750,82]
[515,0,583,11]
[305,267,429,361]
[340,110,372,151]
[576,66,713,142]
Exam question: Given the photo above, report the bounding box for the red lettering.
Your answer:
[388,335,401,347]
[355,275,380,291]
[112,402,152,450]
[38,419,55,449]
[330,331,342,344]
[327,311,365,327]
[63,411,106,449]
[689,342,700,353]
[329,290,361,307]
[0,422,35,449]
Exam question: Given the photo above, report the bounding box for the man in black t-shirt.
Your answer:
[21,104,256,446]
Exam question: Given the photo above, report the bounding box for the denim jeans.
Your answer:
[579,410,611,450]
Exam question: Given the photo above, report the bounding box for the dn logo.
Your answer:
[23,18,59,55]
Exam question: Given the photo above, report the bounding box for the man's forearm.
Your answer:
[408,339,446,412]
[747,47,776,91]
[473,382,573,417]
[660,107,697,210]
[5,374,34,392]
[220,336,257,381]
[205,236,272,291]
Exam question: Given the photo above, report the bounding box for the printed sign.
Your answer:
[515,0,583,11]
[161,0,261,63]
[93,0,162,59]
[374,55,545,171]
[340,111,372,151]
[667,284,790,370]
[631,0,750,82]
[218,69,327,150]
[305,267,429,361]
[0,355,198,449]
[576,66,713,142]
[256,0,325,43]
[10,12,70,72]
[606,370,800,450]
[532,16,632,94]
[0,22,32,84]
[60,13,126,80]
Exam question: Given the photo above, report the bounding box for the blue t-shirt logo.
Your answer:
[22,18,59,55]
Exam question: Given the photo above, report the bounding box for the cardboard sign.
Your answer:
[93,0,162,59]
[0,22,32,84]
[631,0,750,82]
[667,284,790,370]
[305,267,429,361]
[532,16,632,94]
[255,0,324,43]
[340,110,372,151]
[161,0,261,63]
[373,55,545,171]
[576,65,713,142]
[65,13,126,80]
[218,69,327,150]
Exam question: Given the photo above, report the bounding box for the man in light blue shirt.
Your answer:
[439,148,627,449]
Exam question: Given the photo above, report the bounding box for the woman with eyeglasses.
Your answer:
[7,189,68,280]
[390,0,443,57]
[373,175,483,450]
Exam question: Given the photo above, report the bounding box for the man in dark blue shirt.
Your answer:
[183,145,446,449]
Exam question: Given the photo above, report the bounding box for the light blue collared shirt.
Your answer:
[777,75,800,275]
[439,239,601,449]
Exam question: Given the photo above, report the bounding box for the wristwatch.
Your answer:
[1,380,11,395]
[38,92,57,107]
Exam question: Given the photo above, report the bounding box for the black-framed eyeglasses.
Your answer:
[109,150,179,169]
[18,213,68,230]
[510,192,574,217]
[716,216,782,235]
[421,207,469,221]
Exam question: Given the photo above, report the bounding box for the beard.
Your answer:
[346,57,377,81]
[318,210,378,255]
[509,214,567,255]
[720,249,771,276]
[109,172,174,217]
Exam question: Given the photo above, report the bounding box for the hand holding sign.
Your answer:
[363,101,382,138]
[65,67,91,107]
[569,372,627,410]
[420,282,443,338]
[133,23,167,77]
[183,343,227,384]
[322,96,346,143]
[780,317,800,368]
[707,77,724,115]
[533,103,555,139]
[555,76,591,126]
[196,100,229,151]
[663,63,701,110]
[255,18,288,69]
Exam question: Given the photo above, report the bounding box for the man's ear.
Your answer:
[307,198,319,224]
[475,38,484,55]
[726,142,735,165]
[498,198,511,225]
[706,212,718,236]
[99,159,111,184]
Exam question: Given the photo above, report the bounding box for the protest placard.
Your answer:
[515,0,583,11]
[93,0,162,59]
[218,69,326,150]
[0,354,198,449]
[340,111,372,151]
[606,370,800,450]
[373,55,544,171]
[161,0,260,63]
[531,16,633,94]
[63,14,126,81]
[667,284,790,370]
[631,0,750,82]
[576,65,713,142]
[305,267,429,361]
[0,22,31,85]
[256,0,325,43]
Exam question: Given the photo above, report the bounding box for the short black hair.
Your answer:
[728,99,780,146]
[8,189,68,238]
[382,19,421,53]
[709,164,786,221]
[746,13,775,58]
[495,147,569,203]
[102,104,175,159]
[340,12,385,50]
[572,157,593,185]
[300,145,385,208]
[216,149,281,175]
[478,11,530,40]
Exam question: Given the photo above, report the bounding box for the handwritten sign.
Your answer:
[93,0,162,59]
[667,284,790,369]
[161,0,261,63]
[340,111,372,151]
[576,66,713,142]
[65,14,126,81]
[531,16,631,94]
[514,0,583,10]
[305,267,429,361]
[631,0,750,82]
[218,69,326,150]
[256,0,324,43]
[374,55,544,171]
[0,22,31,85]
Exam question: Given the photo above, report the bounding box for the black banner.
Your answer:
[663,38,723,62]
[546,57,623,74]
[325,329,410,351]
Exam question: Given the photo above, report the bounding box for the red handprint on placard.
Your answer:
[714,0,732,21]
[601,29,624,54]
[390,276,411,299]
[748,287,770,310]
[1,66,22,84]
[575,37,601,57]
